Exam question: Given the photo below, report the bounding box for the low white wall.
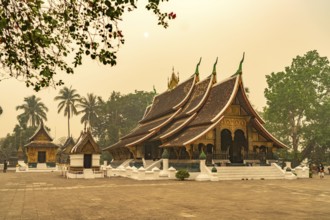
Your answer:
[293,166,309,179]
[105,165,183,181]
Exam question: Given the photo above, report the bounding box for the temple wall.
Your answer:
[215,127,221,153]
[69,154,101,168]
[27,147,57,163]
[92,154,101,167]
[70,154,83,167]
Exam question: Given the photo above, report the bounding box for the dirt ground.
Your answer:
[0,171,329,220]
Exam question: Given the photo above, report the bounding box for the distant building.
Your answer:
[104,56,287,166]
[57,136,75,164]
[25,121,59,169]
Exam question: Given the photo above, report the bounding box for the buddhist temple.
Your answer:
[104,55,287,167]
[25,121,59,169]
[69,129,101,172]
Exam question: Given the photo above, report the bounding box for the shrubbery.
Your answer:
[175,169,190,181]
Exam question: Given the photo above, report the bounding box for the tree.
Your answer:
[54,86,80,137]
[16,95,48,128]
[0,106,2,116]
[0,125,39,161]
[94,90,155,148]
[78,93,100,130]
[263,50,330,166]
[0,0,175,91]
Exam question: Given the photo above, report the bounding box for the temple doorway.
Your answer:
[144,141,162,160]
[259,145,267,165]
[144,145,152,160]
[231,130,246,163]
[221,129,232,160]
[38,151,46,163]
[221,129,232,152]
[84,154,92,168]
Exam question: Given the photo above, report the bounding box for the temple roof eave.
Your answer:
[140,76,196,123]
[24,142,59,148]
[160,117,223,148]
[252,118,288,149]
[103,133,150,152]
[237,75,265,124]
[182,117,223,146]
[210,75,240,123]
[70,130,101,154]
[126,130,157,147]
[29,121,54,142]
[159,113,197,140]
[185,74,214,115]
[172,75,197,110]
[149,108,182,132]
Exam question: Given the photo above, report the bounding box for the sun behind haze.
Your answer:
[0,0,329,141]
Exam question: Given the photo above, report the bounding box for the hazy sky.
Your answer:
[0,0,330,141]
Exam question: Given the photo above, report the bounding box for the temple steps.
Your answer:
[214,165,285,180]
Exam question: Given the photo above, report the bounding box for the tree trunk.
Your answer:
[68,112,70,137]
[300,141,315,163]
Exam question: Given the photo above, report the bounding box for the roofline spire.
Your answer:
[212,57,218,84]
[212,57,218,75]
[234,52,245,75]
[194,57,202,76]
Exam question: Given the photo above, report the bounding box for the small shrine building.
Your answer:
[69,130,101,172]
[104,55,287,166]
[25,121,59,169]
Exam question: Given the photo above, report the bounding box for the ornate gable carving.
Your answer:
[219,117,246,137]
[81,141,95,153]
[34,131,50,142]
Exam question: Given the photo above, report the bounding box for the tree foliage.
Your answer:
[0,126,37,161]
[263,50,330,165]
[77,93,101,129]
[0,0,174,91]
[93,90,156,148]
[54,86,81,137]
[16,95,48,128]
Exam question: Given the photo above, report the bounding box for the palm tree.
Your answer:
[54,86,80,137]
[16,95,48,127]
[78,93,100,130]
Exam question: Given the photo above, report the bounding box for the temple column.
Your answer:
[215,127,221,154]
[247,125,253,152]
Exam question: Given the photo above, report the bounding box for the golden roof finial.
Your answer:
[168,67,180,90]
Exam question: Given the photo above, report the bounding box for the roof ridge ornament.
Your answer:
[212,57,218,75]
[153,85,157,94]
[167,67,180,90]
[194,57,202,83]
[233,52,245,76]
[194,57,202,76]
[212,57,218,84]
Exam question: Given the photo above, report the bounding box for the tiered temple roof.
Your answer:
[104,56,286,155]
[24,121,59,149]
[71,130,101,154]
